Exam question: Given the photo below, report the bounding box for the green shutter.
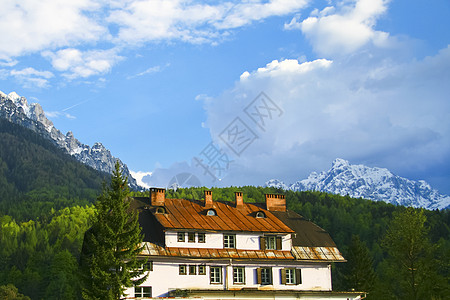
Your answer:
[256,268,262,284]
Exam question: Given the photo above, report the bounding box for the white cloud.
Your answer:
[0,0,311,82]
[290,0,391,56]
[108,0,309,44]
[215,0,309,29]
[200,46,450,188]
[43,48,123,79]
[0,59,18,67]
[0,0,106,60]
[9,67,54,88]
[130,170,153,189]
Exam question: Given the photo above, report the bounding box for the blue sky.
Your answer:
[0,0,449,193]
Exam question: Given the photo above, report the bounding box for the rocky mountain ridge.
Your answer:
[266,158,450,210]
[0,90,139,190]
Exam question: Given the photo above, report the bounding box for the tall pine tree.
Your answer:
[340,235,376,294]
[80,162,148,300]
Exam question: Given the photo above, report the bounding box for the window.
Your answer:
[188,232,195,243]
[155,206,165,214]
[198,233,206,243]
[224,234,236,248]
[206,209,216,216]
[135,286,152,298]
[210,266,222,284]
[256,211,266,218]
[139,260,153,271]
[257,268,272,285]
[266,236,277,250]
[285,268,295,284]
[281,268,302,285]
[233,267,245,284]
[179,265,187,275]
[198,265,206,275]
[260,236,282,250]
[189,265,196,275]
[177,232,185,242]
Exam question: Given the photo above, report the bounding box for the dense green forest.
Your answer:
[161,187,450,299]
[0,121,448,299]
[0,186,448,299]
[0,119,108,220]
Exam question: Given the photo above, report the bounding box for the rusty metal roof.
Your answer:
[140,243,344,262]
[136,198,294,233]
[291,246,345,261]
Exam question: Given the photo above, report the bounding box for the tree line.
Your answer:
[0,184,448,299]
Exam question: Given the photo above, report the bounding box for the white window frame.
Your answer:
[285,268,295,284]
[135,286,151,298]
[266,236,277,250]
[177,232,185,242]
[210,266,222,284]
[223,234,236,249]
[233,267,245,284]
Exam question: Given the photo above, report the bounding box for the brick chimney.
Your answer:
[265,194,286,212]
[204,190,213,208]
[150,188,165,206]
[235,192,244,209]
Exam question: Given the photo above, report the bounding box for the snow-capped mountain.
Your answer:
[0,90,139,190]
[266,158,450,210]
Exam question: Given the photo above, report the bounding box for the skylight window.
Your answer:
[206,209,216,216]
[256,211,266,218]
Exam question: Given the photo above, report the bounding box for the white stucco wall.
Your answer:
[124,260,332,298]
[165,231,292,251]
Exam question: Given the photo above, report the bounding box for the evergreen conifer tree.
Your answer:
[381,207,443,300]
[341,235,376,294]
[80,161,148,300]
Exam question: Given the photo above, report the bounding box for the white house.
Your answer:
[124,188,364,299]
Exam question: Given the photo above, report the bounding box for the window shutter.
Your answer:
[276,237,282,250]
[280,268,286,285]
[256,268,262,284]
[259,237,266,250]
[296,269,302,285]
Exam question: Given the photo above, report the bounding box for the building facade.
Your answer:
[124,189,363,299]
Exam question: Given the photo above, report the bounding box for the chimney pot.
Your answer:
[150,188,166,206]
[265,193,286,211]
[235,192,244,209]
[204,190,213,208]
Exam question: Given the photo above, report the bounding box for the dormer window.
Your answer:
[155,206,166,214]
[206,209,216,216]
[256,211,266,218]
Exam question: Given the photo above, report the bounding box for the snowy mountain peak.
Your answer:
[266,159,450,210]
[0,90,140,190]
[331,158,350,169]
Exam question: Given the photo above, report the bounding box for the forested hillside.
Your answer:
[0,119,108,220]
[0,148,448,300]
[161,187,449,299]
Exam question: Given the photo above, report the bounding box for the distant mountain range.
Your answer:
[266,158,450,210]
[0,90,139,190]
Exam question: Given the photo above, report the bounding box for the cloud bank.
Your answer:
[0,0,310,83]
